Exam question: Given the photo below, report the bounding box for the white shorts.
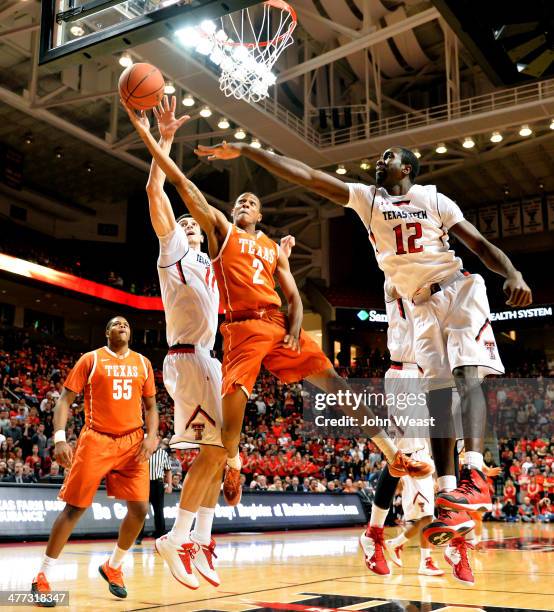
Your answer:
[163,350,223,449]
[384,365,429,454]
[401,448,435,522]
[412,273,504,390]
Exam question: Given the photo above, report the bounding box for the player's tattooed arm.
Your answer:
[137,395,159,462]
[122,99,229,242]
[450,220,533,307]
[275,248,303,353]
[53,387,77,468]
[195,142,350,206]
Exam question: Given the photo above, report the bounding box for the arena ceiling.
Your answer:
[1,0,554,286]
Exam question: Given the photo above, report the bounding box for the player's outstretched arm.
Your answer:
[275,248,303,353]
[53,388,77,468]
[195,142,350,206]
[450,220,532,307]
[146,96,189,237]
[122,100,229,239]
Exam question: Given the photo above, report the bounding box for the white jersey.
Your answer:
[157,225,219,349]
[384,285,415,364]
[347,183,465,299]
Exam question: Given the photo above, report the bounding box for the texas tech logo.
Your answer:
[191,423,205,441]
[484,340,497,359]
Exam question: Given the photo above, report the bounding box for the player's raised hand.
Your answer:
[54,441,73,469]
[280,235,295,259]
[283,333,301,354]
[120,98,150,134]
[136,435,159,463]
[153,95,190,139]
[195,141,242,161]
[503,273,533,308]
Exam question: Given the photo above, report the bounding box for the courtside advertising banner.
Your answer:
[0,487,366,540]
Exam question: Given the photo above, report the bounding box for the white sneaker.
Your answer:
[418,556,445,576]
[190,537,220,586]
[384,540,403,567]
[155,535,200,589]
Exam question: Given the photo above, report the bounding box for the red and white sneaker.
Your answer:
[444,537,475,585]
[223,466,242,506]
[384,540,403,567]
[418,556,445,576]
[359,526,390,575]
[190,537,220,586]
[388,451,434,479]
[31,572,56,608]
[155,535,200,589]
[437,467,492,512]
[423,506,475,546]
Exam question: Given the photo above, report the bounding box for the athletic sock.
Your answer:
[226,453,241,470]
[169,507,195,545]
[437,475,457,492]
[191,506,215,546]
[109,545,128,570]
[38,555,57,581]
[369,505,389,528]
[371,435,398,464]
[420,547,431,563]
[464,451,484,471]
[389,532,408,548]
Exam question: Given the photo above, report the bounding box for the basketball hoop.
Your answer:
[176,0,297,103]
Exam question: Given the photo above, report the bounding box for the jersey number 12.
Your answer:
[393,222,423,255]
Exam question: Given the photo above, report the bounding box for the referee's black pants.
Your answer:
[139,480,166,539]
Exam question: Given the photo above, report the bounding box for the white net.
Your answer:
[176,1,296,103]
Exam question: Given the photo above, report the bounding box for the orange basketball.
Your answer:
[119,62,165,111]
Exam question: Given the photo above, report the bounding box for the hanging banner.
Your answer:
[547,195,554,231]
[522,199,544,234]
[478,205,499,239]
[464,209,478,227]
[501,202,522,237]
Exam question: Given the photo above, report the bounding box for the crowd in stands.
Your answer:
[1,333,553,523]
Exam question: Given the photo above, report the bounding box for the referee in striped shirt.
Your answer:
[136,446,172,544]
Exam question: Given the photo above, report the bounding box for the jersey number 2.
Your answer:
[252,258,264,285]
[393,222,423,255]
[113,379,132,400]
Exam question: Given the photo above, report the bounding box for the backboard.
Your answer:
[39,0,262,69]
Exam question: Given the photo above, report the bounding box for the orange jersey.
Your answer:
[213,224,281,312]
[64,346,155,435]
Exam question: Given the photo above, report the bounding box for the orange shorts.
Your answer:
[59,427,148,508]
[220,310,332,397]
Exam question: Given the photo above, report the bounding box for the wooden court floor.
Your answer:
[1,524,553,612]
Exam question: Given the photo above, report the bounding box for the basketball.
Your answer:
[118,62,165,111]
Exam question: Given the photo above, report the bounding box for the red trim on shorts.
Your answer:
[475,318,491,342]
[185,405,216,428]
[396,298,406,319]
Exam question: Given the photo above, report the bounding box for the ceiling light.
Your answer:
[519,125,532,137]
[462,137,475,149]
[70,24,85,37]
[435,143,447,154]
[24,132,33,145]
[54,147,63,159]
[550,119,554,130]
[164,81,175,94]
[234,127,246,140]
[336,164,347,175]
[413,149,421,158]
[217,117,230,129]
[490,131,503,143]
[360,159,371,170]
[516,62,527,73]
[182,93,195,107]
[250,138,262,149]
[266,147,275,154]
[199,106,212,118]
[119,52,132,68]
[85,162,93,173]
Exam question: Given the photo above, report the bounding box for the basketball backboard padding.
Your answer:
[39,0,262,69]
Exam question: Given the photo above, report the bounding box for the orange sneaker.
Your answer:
[31,572,56,608]
[223,466,242,506]
[98,561,127,599]
[388,451,434,479]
